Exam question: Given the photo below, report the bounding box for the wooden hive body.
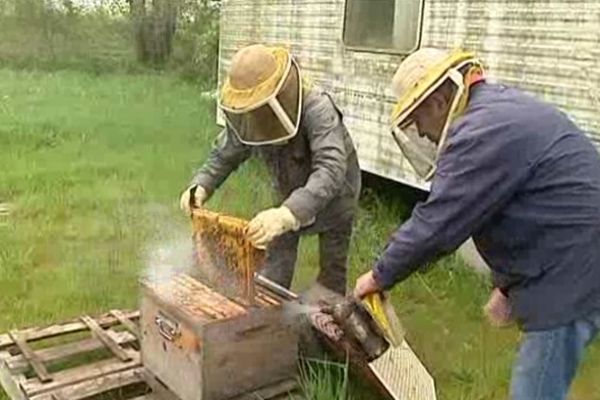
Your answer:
[141,274,298,400]
[141,210,297,400]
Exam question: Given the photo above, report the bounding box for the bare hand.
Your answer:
[483,288,514,328]
[353,270,382,300]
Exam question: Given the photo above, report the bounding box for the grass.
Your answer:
[0,69,599,400]
[299,359,353,400]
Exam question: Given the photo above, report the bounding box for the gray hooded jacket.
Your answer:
[191,89,361,225]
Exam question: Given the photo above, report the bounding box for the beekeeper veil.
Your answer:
[220,45,302,146]
[390,48,485,180]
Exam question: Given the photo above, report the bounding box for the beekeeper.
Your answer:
[353,48,600,400]
[180,44,360,296]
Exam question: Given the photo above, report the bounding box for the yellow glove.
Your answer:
[246,206,300,249]
[179,185,207,214]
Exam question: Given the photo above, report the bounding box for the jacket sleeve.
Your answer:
[190,127,251,196]
[373,120,530,289]
[282,94,349,224]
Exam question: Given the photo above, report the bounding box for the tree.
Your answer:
[129,0,178,66]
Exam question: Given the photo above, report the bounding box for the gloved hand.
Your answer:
[246,206,300,249]
[179,185,207,214]
[483,288,514,328]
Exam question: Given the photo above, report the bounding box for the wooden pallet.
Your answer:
[0,310,300,400]
[0,310,147,400]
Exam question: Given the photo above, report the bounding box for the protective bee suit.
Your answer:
[181,45,361,294]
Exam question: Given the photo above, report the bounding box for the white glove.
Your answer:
[246,206,300,249]
[483,288,514,328]
[179,185,207,214]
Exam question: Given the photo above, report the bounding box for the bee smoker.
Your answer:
[324,298,390,362]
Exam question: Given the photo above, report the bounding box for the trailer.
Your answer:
[217,0,600,190]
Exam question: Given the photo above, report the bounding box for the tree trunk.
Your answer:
[131,0,178,66]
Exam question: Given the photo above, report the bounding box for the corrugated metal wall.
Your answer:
[219,0,600,189]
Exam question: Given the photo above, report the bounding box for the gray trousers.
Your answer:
[260,209,355,295]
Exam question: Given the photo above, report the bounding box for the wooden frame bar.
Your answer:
[80,316,132,362]
[8,331,52,383]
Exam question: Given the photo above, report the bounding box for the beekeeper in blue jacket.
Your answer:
[353,48,600,400]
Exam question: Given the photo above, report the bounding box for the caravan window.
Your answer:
[344,0,423,53]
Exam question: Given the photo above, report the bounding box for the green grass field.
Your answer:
[0,69,598,400]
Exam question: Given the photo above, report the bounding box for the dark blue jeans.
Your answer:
[510,309,600,400]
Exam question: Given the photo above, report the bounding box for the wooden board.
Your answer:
[6,331,136,373]
[80,315,132,362]
[110,310,140,339]
[0,351,27,400]
[8,331,52,383]
[0,311,140,350]
[369,341,437,400]
[29,368,146,400]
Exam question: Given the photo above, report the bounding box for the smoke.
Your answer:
[141,204,195,284]
[143,231,195,284]
[140,204,246,299]
[282,302,320,318]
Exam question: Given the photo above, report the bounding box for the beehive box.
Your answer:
[140,209,297,400]
[140,274,298,400]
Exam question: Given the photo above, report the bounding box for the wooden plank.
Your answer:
[80,316,131,362]
[0,351,27,400]
[110,310,140,339]
[8,331,52,383]
[7,331,136,373]
[0,311,139,349]
[21,349,140,396]
[369,342,437,400]
[30,367,145,400]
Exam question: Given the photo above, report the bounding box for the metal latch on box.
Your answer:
[155,313,181,342]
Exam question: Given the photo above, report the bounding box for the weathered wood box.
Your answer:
[140,209,298,400]
[140,274,298,400]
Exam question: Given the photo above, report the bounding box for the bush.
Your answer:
[168,0,219,88]
[0,0,219,85]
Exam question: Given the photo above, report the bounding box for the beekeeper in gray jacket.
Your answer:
[180,44,360,295]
